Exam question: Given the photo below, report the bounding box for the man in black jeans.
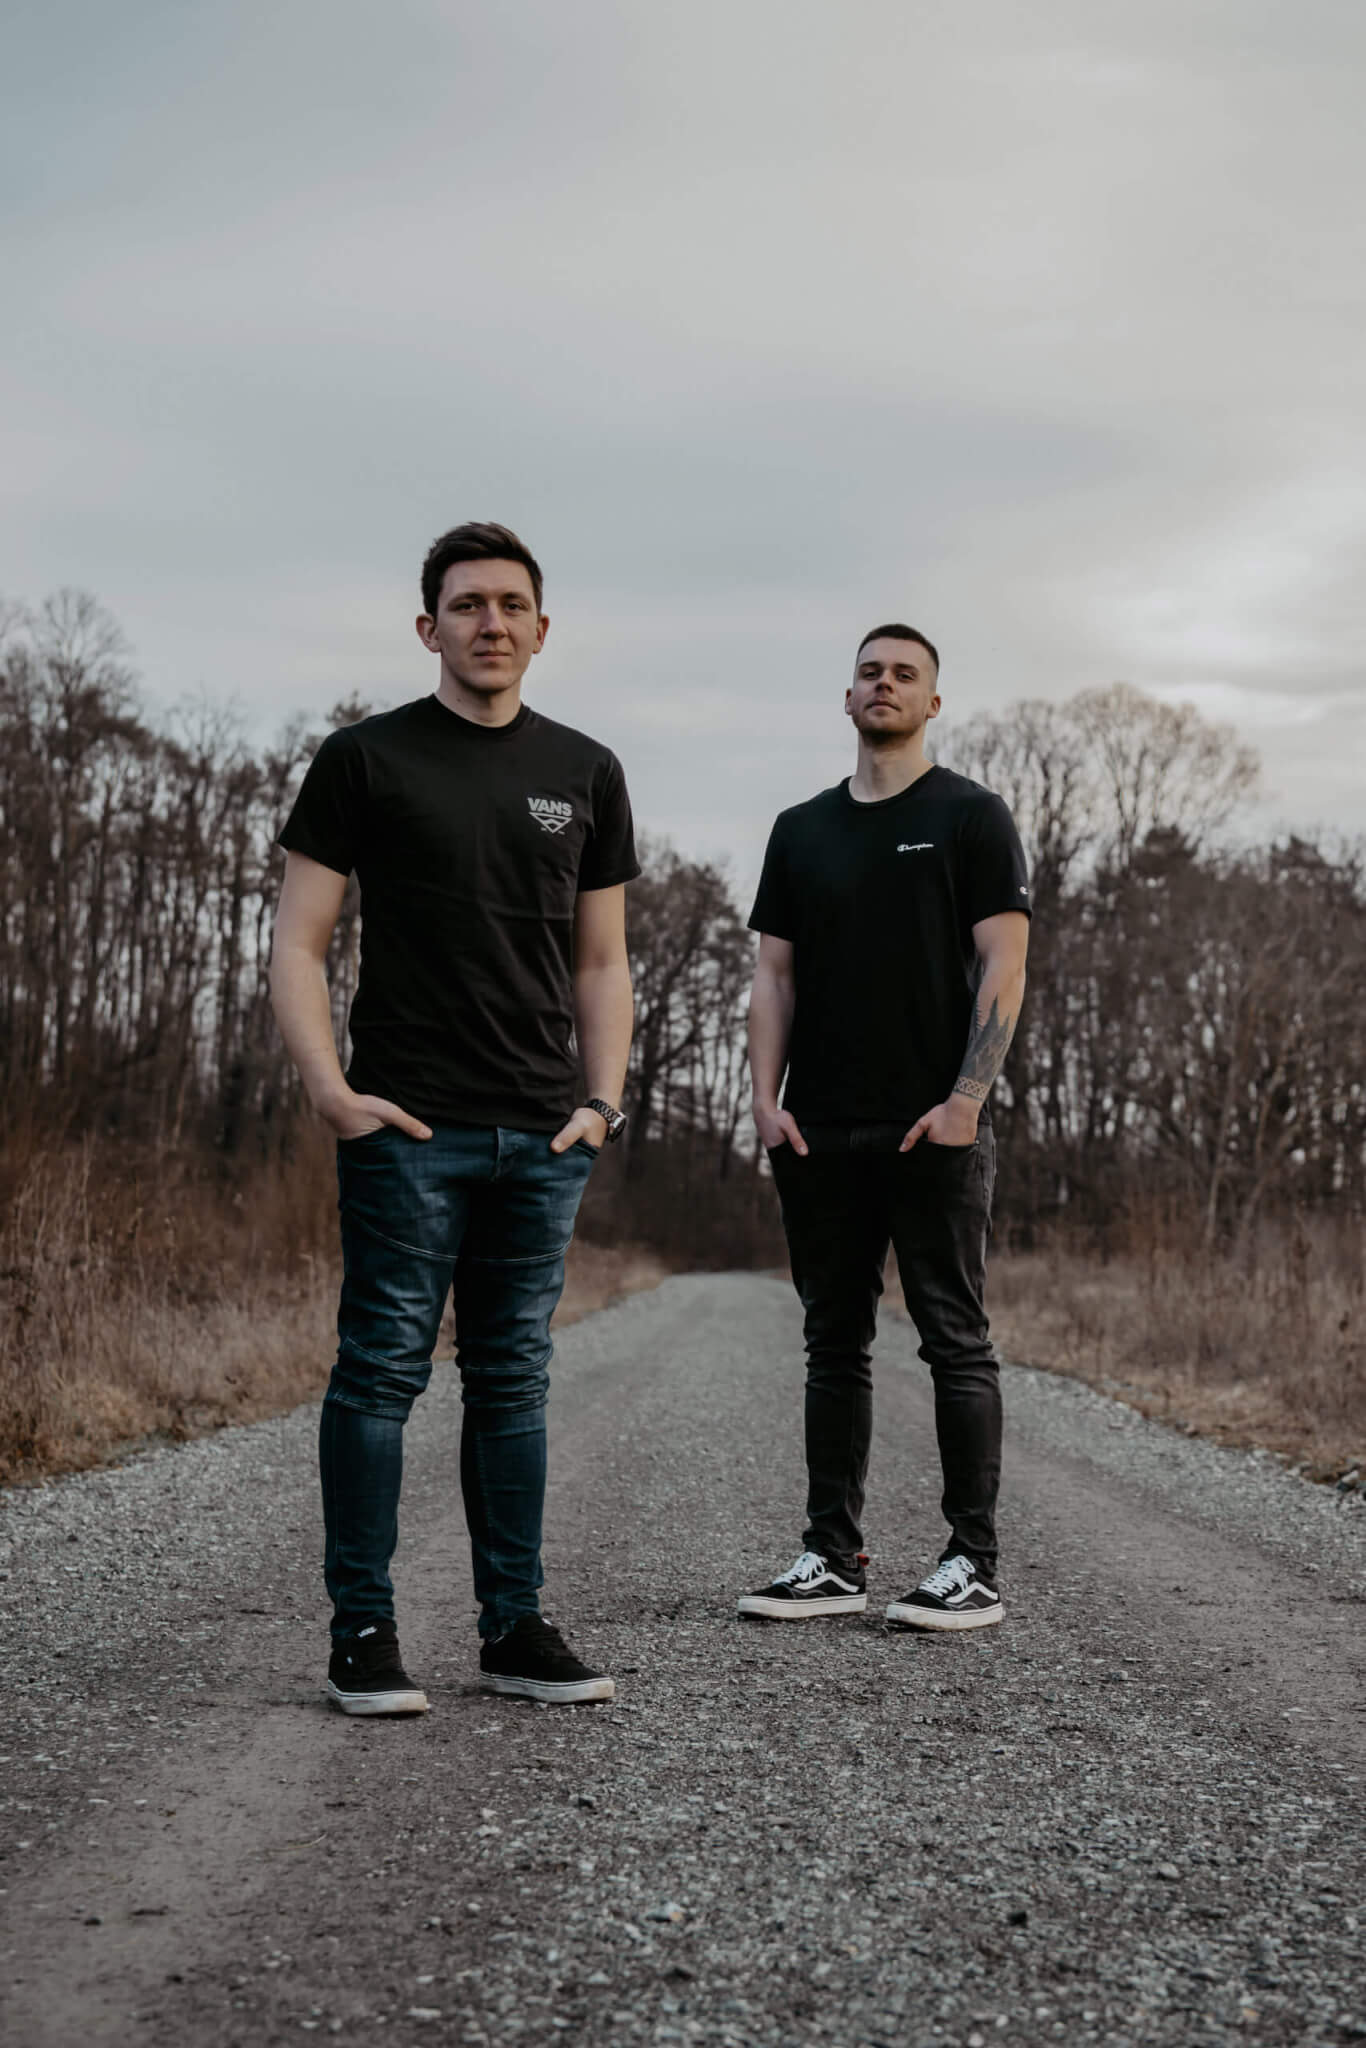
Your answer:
[739,623,1029,1631]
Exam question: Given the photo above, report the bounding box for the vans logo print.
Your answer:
[527,796,574,836]
[897,842,935,854]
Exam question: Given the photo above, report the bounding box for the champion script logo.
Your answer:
[527,795,574,836]
[897,841,934,854]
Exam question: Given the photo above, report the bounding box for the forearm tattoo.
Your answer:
[952,992,1017,1106]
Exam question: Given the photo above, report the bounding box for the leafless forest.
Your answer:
[1,591,1362,1478]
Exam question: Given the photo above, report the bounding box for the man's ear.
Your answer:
[843,687,854,719]
[534,613,549,654]
[415,614,439,653]
[926,691,942,723]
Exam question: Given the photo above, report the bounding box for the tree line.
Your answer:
[1,592,1361,1253]
[938,689,1364,1246]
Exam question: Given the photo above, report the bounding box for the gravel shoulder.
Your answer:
[2,1273,1363,2048]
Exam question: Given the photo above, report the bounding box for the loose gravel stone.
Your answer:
[1,1274,1362,2048]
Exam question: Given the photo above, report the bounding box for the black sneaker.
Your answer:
[886,1554,1003,1631]
[479,1615,615,1703]
[327,1620,429,1714]
[736,1549,868,1620]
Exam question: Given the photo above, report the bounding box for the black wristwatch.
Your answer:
[584,1098,628,1144]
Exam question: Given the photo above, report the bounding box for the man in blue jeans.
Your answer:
[271,522,636,1712]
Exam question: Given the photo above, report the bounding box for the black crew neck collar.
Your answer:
[424,695,533,741]
[840,764,941,811]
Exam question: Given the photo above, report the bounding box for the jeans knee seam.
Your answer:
[459,1345,553,1400]
[459,1235,573,1269]
[323,1386,415,1421]
[343,1209,453,1265]
[339,1334,434,1373]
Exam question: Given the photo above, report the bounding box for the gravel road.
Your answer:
[2,1273,1363,2048]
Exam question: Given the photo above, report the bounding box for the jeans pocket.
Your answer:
[572,1137,601,1159]
[337,1125,391,1147]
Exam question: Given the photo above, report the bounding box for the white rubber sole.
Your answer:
[479,1673,616,1703]
[737,1593,868,1620]
[327,1680,429,1714]
[884,1600,1003,1631]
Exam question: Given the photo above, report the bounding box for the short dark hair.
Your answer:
[421,522,544,618]
[856,622,940,671]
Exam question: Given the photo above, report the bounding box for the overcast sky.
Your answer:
[4,0,1363,884]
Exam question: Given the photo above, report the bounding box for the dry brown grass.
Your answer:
[554,1241,672,1327]
[979,1218,1365,1480]
[0,1132,668,1486]
[878,1212,1365,1479]
[6,1130,1361,1487]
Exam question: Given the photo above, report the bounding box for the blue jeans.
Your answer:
[320,1122,597,1642]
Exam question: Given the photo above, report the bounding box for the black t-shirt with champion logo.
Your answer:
[748,767,1031,1127]
[280,695,639,1130]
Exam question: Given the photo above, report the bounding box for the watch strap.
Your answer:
[585,1098,628,1143]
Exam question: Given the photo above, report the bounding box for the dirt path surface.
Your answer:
[2,1274,1364,2048]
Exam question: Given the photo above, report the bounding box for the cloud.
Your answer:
[2,0,1363,874]
[1146,682,1330,732]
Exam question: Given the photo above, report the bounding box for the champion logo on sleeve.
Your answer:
[527,796,574,835]
[896,841,935,854]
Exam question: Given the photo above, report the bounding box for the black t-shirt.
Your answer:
[279,695,639,1130]
[748,766,1031,1126]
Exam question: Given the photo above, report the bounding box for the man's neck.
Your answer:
[848,738,934,804]
[436,670,525,727]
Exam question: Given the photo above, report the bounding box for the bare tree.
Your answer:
[1073,682,1260,867]
[622,838,751,1169]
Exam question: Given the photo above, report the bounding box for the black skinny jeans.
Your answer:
[768,1123,1002,1582]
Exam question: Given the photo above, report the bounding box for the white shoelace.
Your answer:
[919,1554,975,1597]
[774,1550,830,1586]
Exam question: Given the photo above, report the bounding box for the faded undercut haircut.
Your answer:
[421,522,544,618]
[856,622,940,672]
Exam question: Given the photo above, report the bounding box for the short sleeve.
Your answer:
[748,816,797,940]
[578,752,641,892]
[959,794,1032,926]
[278,728,367,877]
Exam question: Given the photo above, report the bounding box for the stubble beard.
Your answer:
[858,706,925,749]
[447,652,526,702]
